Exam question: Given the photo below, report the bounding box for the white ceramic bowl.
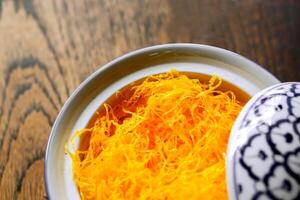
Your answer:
[45,44,279,199]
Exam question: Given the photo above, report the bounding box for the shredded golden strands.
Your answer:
[66,70,243,200]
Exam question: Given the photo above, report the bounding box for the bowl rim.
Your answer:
[44,43,280,199]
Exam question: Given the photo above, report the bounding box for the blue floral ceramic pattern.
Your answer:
[229,83,300,200]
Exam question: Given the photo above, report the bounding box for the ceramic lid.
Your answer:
[227,82,300,200]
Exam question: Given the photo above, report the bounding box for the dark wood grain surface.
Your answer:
[0,0,299,199]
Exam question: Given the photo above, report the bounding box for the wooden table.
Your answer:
[0,0,299,199]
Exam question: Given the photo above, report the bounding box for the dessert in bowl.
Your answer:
[45,44,280,200]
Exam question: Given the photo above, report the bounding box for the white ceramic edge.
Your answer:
[225,82,300,200]
[45,43,280,200]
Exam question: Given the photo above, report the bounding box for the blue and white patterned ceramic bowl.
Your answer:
[227,82,300,200]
